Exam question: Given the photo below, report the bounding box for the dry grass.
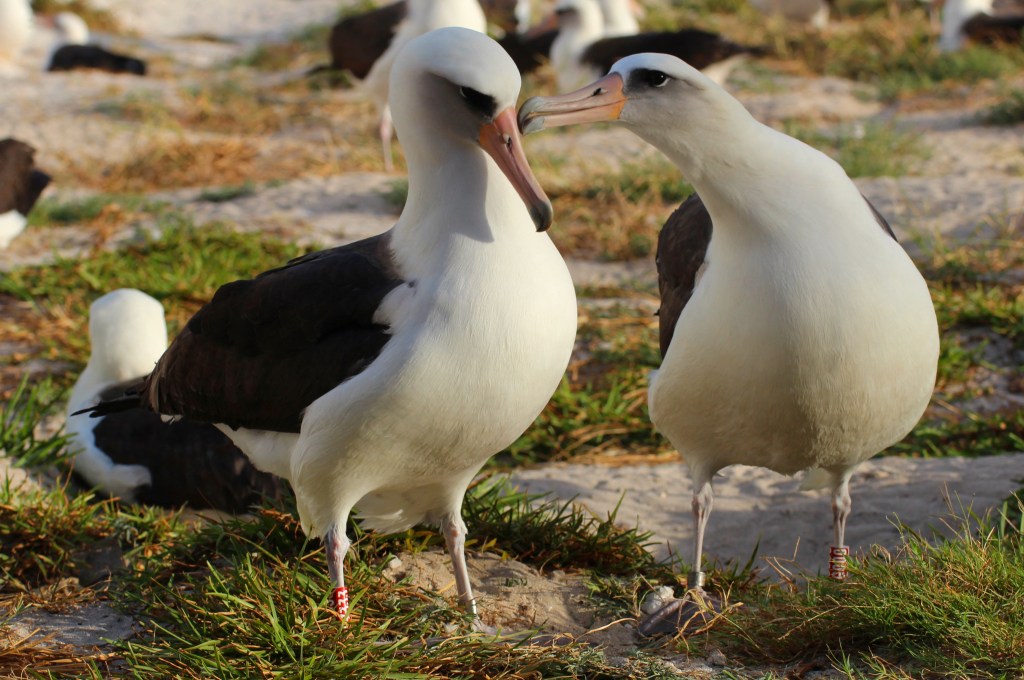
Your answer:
[55,137,339,193]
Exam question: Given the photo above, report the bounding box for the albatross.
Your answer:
[359,0,487,171]
[520,53,938,631]
[0,0,32,70]
[46,12,147,75]
[67,289,284,510]
[939,0,1024,51]
[550,0,763,91]
[0,138,50,249]
[83,27,577,621]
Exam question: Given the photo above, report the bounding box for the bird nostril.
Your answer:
[593,87,605,96]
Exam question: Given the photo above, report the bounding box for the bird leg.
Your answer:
[829,474,852,581]
[440,511,477,618]
[690,474,714,590]
[638,469,718,637]
[379,105,395,173]
[324,525,352,619]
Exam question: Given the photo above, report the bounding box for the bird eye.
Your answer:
[643,70,669,88]
[459,86,496,117]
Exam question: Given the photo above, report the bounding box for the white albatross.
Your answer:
[361,0,486,171]
[0,0,31,70]
[81,27,577,621]
[520,53,939,632]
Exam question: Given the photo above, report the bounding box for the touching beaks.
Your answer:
[518,73,627,135]
[479,107,553,232]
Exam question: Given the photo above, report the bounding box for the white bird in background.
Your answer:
[362,0,487,171]
[746,0,832,29]
[84,27,577,623]
[597,0,641,36]
[549,0,607,91]
[521,53,939,633]
[0,0,32,71]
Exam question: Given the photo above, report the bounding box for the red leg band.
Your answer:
[331,586,349,618]
[829,545,849,581]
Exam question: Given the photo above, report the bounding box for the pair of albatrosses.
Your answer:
[81,27,938,631]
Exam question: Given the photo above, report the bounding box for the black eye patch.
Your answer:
[459,86,497,117]
[631,69,670,89]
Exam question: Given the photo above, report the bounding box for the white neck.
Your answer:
[598,0,639,36]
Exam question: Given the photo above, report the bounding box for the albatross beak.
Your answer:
[517,73,627,135]
[479,107,552,231]
[479,107,553,232]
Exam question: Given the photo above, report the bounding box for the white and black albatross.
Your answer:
[939,0,1024,51]
[0,138,51,249]
[520,54,939,633]
[81,27,578,621]
[67,289,285,511]
[550,0,764,91]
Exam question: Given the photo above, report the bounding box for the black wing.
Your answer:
[0,138,51,216]
[656,193,712,358]
[47,45,147,75]
[143,232,405,433]
[656,192,898,356]
[91,406,286,512]
[582,30,765,74]
[498,28,557,74]
[328,1,407,78]
[963,13,1024,45]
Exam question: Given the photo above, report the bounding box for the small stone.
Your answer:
[707,648,728,666]
[640,585,676,615]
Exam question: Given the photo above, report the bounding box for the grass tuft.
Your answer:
[718,516,1024,676]
[981,89,1024,126]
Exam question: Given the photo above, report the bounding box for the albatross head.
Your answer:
[389,27,553,231]
[519,53,753,172]
[86,289,168,382]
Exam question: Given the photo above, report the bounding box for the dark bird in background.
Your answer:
[0,137,50,248]
[45,12,147,75]
[319,0,536,78]
[67,289,285,512]
[550,0,765,91]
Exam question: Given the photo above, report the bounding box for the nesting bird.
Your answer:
[83,27,577,622]
[0,138,50,249]
[46,12,147,75]
[521,53,938,631]
[67,289,284,510]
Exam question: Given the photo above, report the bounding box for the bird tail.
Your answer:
[70,382,144,418]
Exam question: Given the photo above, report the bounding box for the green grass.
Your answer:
[981,89,1024,126]
[0,377,68,469]
[782,121,929,177]
[198,182,258,203]
[233,23,331,71]
[717,518,1024,677]
[0,217,309,366]
[27,194,168,228]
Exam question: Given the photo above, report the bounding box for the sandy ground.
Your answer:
[510,453,1024,575]
[1,0,1023,671]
